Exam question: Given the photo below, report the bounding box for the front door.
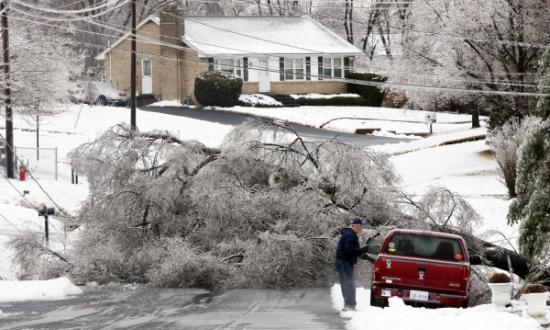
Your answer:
[258,58,270,93]
[141,59,153,95]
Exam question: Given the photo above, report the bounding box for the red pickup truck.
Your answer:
[370,229,481,308]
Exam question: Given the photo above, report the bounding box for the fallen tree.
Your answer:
[11,120,547,289]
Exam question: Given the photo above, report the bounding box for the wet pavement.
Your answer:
[141,106,409,147]
[0,285,345,329]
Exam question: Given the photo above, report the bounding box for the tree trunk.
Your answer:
[472,108,480,128]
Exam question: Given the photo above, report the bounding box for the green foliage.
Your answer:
[346,73,387,107]
[194,71,243,107]
[509,123,550,259]
[488,102,519,129]
[537,48,550,119]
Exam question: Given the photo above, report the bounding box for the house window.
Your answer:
[344,57,354,76]
[295,58,304,80]
[143,60,152,76]
[214,58,242,78]
[323,58,332,78]
[322,57,344,79]
[235,59,242,78]
[284,58,306,80]
[285,58,294,80]
[334,58,342,78]
[218,58,234,75]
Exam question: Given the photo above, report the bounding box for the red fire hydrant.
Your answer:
[18,166,26,181]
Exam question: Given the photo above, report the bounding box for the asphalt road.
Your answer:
[141,106,409,147]
[0,286,345,330]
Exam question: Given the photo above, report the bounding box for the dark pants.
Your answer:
[335,259,356,307]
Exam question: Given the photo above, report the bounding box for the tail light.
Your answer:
[374,258,383,272]
[463,265,470,281]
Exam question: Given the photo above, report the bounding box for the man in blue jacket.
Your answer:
[335,217,370,312]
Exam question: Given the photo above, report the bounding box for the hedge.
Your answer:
[346,72,387,107]
[194,71,243,107]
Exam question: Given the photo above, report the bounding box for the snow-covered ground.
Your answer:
[331,284,544,330]
[289,93,361,99]
[386,139,517,250]
[1,104,233,282]
[0,278,82,303]
[217,105,486,136]
[0,102,520,325]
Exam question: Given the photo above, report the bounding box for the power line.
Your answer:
[11,0,126,15]
[8,12,550,97]
[7,7,550,97]
[10,1,130,22]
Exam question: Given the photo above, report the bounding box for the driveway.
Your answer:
[141,106,409,147]
[0,286,344,329]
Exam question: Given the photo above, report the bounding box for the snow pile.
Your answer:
[148,100,184,107]
[330,284,542,330]
[373,127,487,155]
[0,278,82,302]
[239,94,282,107]
[289,93,361,99]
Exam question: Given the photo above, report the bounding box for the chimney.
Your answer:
[159,4,185,55]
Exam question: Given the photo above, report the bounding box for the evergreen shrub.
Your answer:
[194,71,242,107]
[346,72,387,107]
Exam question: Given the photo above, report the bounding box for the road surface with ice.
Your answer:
[0,285,344,329]
[142,105,409,147]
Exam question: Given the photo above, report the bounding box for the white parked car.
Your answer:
[69,81,129,106]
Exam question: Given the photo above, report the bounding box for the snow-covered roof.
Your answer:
[96,15,363,60]
[183,16,363,57]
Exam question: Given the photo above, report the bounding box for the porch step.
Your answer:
[265,94,299,107]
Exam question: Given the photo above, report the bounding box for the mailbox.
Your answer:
[425,112,437,123]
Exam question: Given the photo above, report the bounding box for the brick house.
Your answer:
[96,8,363,103]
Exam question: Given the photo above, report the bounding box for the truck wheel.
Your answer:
[97,95,108,106]
[370,289,388,308]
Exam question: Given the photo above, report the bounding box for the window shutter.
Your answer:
[344,57,350,77]
[318,56,323,80]
[243,57,249,82]
[208,58,214,71]
[306,57,311,81]
[279,57,285,81]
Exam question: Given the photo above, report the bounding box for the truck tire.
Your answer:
[370,289,388,308]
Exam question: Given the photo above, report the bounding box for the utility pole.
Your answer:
[1,0,14,178]
[130,0,137,130]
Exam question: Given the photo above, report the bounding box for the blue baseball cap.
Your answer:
[351,217,364,225]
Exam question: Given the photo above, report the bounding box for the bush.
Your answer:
[487,116,543,198]
[509,121,550,259]
[346,72,387,107]
[293,96,369,106]
[194,71,242,107]
[488,273,511,283]
[523,283,548,294]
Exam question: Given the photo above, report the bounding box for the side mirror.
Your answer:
[469,255,482,265]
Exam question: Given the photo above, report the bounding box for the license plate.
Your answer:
[409,290,429,301]
[381,289,392,297]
